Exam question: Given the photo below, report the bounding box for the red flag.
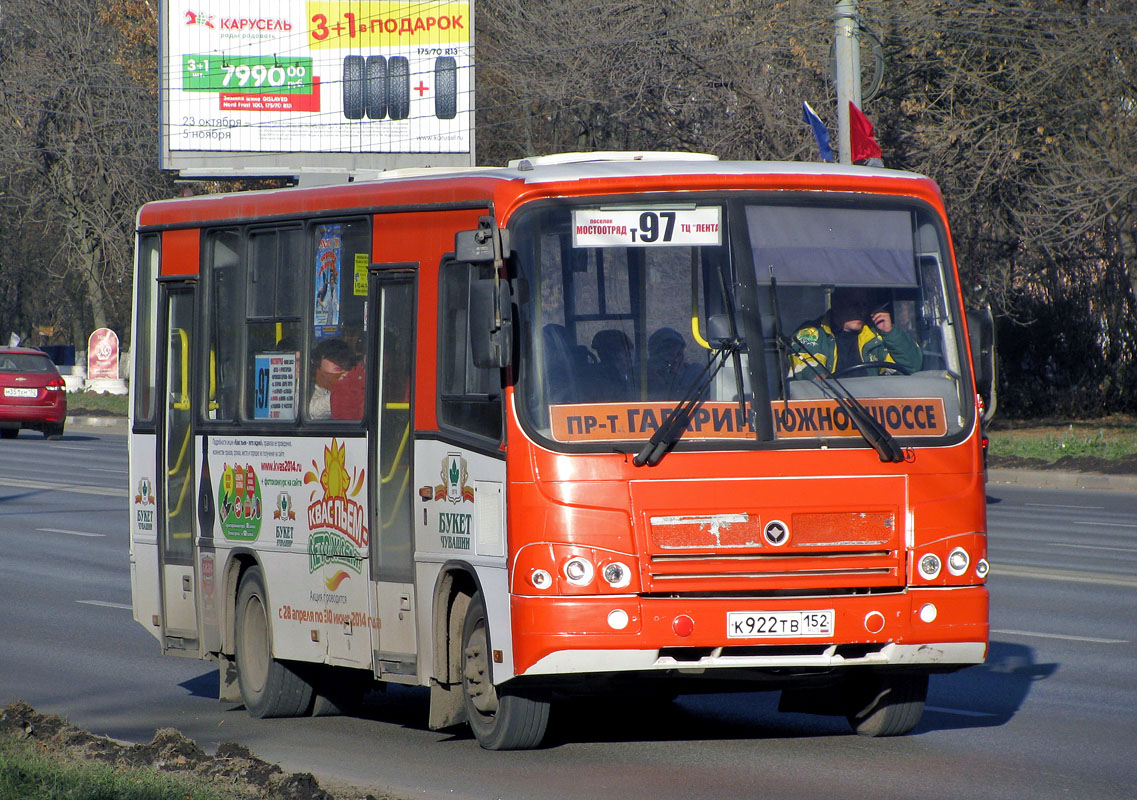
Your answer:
[849,101,883,163]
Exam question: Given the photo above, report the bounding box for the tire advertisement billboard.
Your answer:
[161,1,474,175]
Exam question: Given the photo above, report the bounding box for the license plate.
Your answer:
[727,609,834,638]
[3,387,37,398]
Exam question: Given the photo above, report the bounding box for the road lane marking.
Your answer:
[1080,521,1137,529]
[37,527,105,538]
[1,476,126,498]
[993,563,1137,588]
[925,705,998,718]
[1023,503,1105,510]
[47,445,94,451]
[77,600,132,610]
[1047,542,1137,553]
[992,629,1128,644]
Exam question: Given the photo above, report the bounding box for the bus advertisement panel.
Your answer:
[161,0,473,172]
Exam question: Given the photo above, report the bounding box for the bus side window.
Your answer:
[205,230,242,422]
[245,227,303,422]
[438,260,502,441]
[306,219,370,425]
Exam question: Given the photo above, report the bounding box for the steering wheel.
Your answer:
[831,361,912,378]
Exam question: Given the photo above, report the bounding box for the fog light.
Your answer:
[864,611,886,634]
[602,562,631,589]
[919,603,938,623]
[563,557,594,586]
[918,553,942,580]
[947,547,970,576]
[975,559,990,579]
[607,609,629,630]
[530,569,551,590]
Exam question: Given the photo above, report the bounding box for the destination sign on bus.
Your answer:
[548,398,948,442]
[572,207,722,248]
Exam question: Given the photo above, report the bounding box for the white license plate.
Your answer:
[3,387,37,398]
[727,609,834,638]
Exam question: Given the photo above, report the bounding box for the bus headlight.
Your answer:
[529,569,552,590]
[947,547,970,576]
[975,559,990,579]
[918,553,942,580]
[563,557,594,586]
[602,562,631,589]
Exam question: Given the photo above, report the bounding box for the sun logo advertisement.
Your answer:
[305,438,367,582]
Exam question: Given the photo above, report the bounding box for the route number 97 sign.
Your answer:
[572,207,723,248]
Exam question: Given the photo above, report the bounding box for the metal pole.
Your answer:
[834,0,859,165]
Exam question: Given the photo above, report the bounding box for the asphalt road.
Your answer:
[1,423,1135,800]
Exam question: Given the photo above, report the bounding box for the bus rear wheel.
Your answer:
[235,566,313,718]
[845,671,928,737]
[461,592,550,750]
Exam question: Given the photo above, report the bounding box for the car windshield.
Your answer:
[510,195,971,449]
[0,353,56,373]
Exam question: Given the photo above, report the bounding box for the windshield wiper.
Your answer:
[633,336,745,467]
[778,333,904,463]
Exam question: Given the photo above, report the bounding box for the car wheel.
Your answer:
[462,591,550,750]
[234,566,313,718]
[387,56,410,120]
[366,56,387,120]
[44,422,64,440]
[342,55,365,120]
[435,56,457,119]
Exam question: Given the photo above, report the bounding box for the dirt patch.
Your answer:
[0,701,392,800]
[987,452,1137,474]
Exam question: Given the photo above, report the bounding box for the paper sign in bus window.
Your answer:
[314,223,343,337]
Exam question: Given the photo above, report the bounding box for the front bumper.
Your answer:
[512,586,988,677]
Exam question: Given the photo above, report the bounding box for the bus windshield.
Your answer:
[511,195,971,448]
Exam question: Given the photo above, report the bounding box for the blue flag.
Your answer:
[801,101,835,163]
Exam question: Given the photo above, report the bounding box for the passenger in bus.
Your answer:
[542,324,590,403]
[309,337,356,419]
[647,327,703,399]
[591,329,636,400]
[788,287,922,378]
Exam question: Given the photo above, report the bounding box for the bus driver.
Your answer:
[789,287,922,378]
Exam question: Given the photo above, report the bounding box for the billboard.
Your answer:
[160,1,474,176]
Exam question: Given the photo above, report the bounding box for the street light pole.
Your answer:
[834,0,861,165]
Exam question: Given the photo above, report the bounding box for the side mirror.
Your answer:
[469,277,513,369]
[456,218,510,263]
[966,306,997,422]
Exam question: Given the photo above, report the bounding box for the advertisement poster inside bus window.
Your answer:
[314,224,342,337]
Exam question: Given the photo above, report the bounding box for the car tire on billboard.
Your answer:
[343,55,365,120]
[435,57,457,120]
[366,56,388,120]
[388,56,410,121]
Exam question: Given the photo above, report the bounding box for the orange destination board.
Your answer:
[548,398,948,442]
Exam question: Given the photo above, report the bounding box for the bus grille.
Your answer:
[631,476,908,593]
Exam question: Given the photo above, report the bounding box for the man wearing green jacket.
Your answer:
[789,287,922,377]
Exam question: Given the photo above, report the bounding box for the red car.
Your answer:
[0,347,67,439]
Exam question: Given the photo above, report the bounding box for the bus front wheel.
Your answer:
[845,671,928,737]
[461,592,550,750]
[235,566,313,718]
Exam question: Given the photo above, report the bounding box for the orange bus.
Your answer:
[129,152,993,749]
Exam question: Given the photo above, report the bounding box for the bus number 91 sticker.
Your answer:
[572,207,722,248]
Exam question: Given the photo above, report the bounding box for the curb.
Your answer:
[66,415,128,431]
[987,467,1137,494]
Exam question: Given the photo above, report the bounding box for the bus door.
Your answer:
[158,282,200,652]
[368,268,418,680]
